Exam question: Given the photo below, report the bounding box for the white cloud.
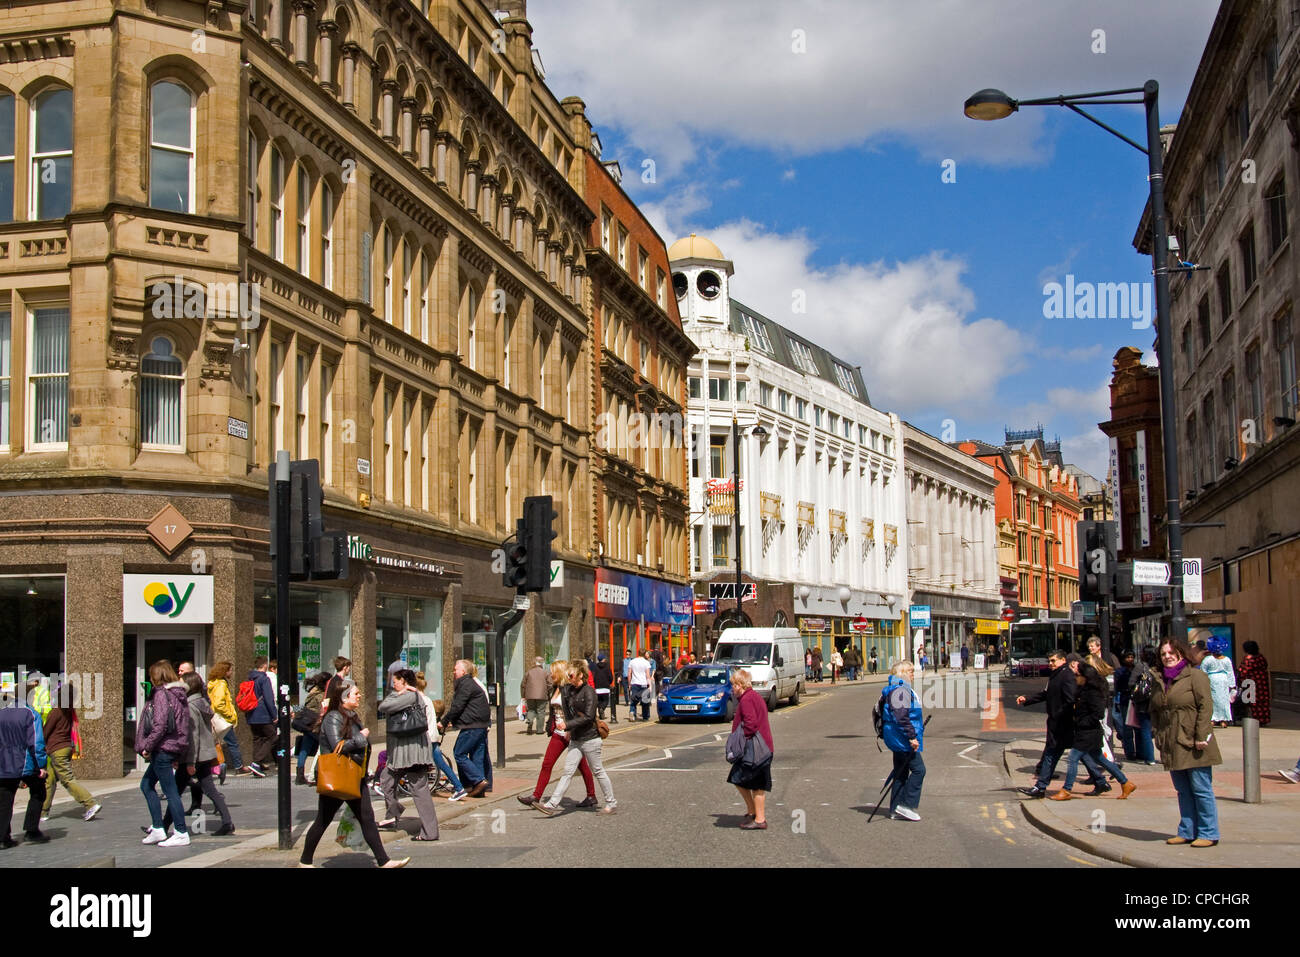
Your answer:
[781,168,797,181]
[999,379,1113,477]
[528,0,1219,177]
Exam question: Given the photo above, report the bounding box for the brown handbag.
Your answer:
[596,718,610,739]
[315,741,365,800]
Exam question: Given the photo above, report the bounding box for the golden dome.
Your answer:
[668,233,725,261]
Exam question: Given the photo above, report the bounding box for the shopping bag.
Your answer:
[335,804,365,849]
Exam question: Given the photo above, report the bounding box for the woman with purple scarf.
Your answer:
[1149,636,1222,847]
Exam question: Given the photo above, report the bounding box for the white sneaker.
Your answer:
[891,806,921,821]
[1280,768,1300,784]
[83,804,101,822]
[40,815,49,824]
[158,831,191,847]
[142,827,168,845]
[449,789,468,802]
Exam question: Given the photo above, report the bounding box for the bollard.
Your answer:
[1242,716,1261,804]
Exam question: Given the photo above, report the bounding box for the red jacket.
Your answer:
[731,689,773,754]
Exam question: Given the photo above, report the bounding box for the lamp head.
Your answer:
[964,89,1017,121]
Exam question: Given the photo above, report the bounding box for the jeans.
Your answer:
[1133,712,1155,762]
[1169,766,1219,841]
[300,792,389,865]
[453,728,488,787]
[546,736,615,808]
[296,732,320,772]
[629,685,649,720]
[1063,747,1125,790]
[595,690,610,719]
[221,728,244,768]
[41,747,96,813]
[140,750,188,835]
[431,745,463,793]
[890,749,925,812]
[1033,744,1067,790]
[532,732,594,800]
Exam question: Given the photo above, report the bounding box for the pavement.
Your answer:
[1007,706,1300,868]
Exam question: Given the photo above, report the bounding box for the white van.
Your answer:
[711,627,805,711]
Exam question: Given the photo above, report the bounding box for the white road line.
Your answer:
[663,748,672,758]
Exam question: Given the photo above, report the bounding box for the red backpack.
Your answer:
[236,678,260,713]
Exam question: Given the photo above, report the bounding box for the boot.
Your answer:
[296,768,309,786]
[1049,788,1074,801]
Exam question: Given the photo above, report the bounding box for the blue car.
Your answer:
[657,665,735,722]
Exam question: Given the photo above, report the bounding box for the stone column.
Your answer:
[562,256,573,299]
[400,97,416,158]
[417,115,434,173]
[380,81,398,143]
[534,229,548,273]
[465,161,481,214]
[434,132,449,186]
[481,174,497,229]
[318,20,338,93]
[513,209,528,255]
[268,0,285,47]
[65,544,125,780]
[498,195,513,239]
[293,0,314,72]
[340,43,359,111]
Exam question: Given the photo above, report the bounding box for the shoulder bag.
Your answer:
[385,702,429,737]
[316,740,364,801]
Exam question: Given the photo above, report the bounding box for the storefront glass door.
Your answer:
[126,630,203,772]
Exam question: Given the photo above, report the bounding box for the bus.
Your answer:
[1007,619,1092,676]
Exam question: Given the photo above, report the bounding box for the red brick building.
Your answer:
[1098,347,1167,562]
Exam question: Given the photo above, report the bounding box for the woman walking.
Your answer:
[298,681,408,868]
[376,668,439,841]
[1198,636,1237,727]
[136,660,192,847]
[207,662,250,779]
[169,672,235,836]
[519,661,596,811]
[727,669,773,829]
[295,673,329,785]
[39,683,101,823]
[1237,641,1271,726]
[536,660,616,815]
[1150,637,1222,847]
[1051,660,1136,801]
[414,673,467,800]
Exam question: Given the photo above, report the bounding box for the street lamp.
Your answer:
[963,80,1187,644]
[732,417,767,625]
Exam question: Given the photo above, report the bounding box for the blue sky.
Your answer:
[527,0,1223,478]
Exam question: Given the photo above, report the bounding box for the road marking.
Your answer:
[663,748,672,758]
[991,826,1002,835]
[1067,855,1098,867]
[1004,837,1016,845]
[995,806,1008,820]
[957,743,989,766]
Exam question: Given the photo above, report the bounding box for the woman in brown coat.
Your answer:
[1149,636,1222,847]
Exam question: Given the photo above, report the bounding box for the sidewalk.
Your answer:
[1007,711,1300,868]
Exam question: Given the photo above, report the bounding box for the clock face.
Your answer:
[672,272,688,299]
[696,271,721,300]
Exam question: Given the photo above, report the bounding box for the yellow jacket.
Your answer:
[209,677,238,726]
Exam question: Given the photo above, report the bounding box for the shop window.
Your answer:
[0,575,66,680]
[253,586,352,704]
[460,603,523,705]
[377,596,443,696]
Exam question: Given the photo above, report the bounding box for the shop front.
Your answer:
[909,589,1002,670]
[594,567,693,679]
[794,584,904,673]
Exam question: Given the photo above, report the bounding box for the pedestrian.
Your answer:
[519,661,596,811]
[593,653,616,723]
[725,668,773,830]
[1114,649,1138,761]
[241,656,277,776]
[0,697,49,847]
[1149,636,1222,847]
[651,645,665,684]
[1237,641,1271,726]
[1051,659,1136,801]
[208,662,250,780]
[869,647,879,675]
[520,657,548,735]
[804,648,813,680]
[1280,760,1300,785]
[177,661,195,676]
[1015,648,1076,798]
[880,661,925,821]
[1197,635,1236,727]
[294,673,329,785]
[333,656,353,679]
[811,647,823,683]
[1086,636,1120,672]
[535,659,616,815]
[376,668,439,841]
[414,673,467,801]
[136,660,192,847]
[845,645,861,680]
[627,648,654,722]
[960,644,971,673]
[38,682,101,824]
[1127,647,1159,765]
[170,671,235,836]
[829,648,842,684]
[25,672,51,723]
[439,659,491,797]
[298,681,408,868]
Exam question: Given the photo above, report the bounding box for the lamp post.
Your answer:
[732,415,767,624]
[964,81,1187,642]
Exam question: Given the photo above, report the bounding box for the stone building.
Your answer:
[1133,0,1300,704]
[0,0,603,777]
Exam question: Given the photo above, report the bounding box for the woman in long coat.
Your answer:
[1150,637,1222,847]
[1197,635,1236,727]
[1237,640,1271,726]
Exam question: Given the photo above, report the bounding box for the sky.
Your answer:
[525,0,1223,479]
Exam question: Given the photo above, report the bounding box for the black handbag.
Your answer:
[385,702,429,736]
[292,708,319,733]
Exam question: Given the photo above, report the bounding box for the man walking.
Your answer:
[881,661,925,821]
[869,647,879,675]
[593,653,616,722]
[0,699,49,847]
[243,656,278,776]
[440,659,491,797]
[521,657,548,735]
[960,644,971,672]
[626,649,654,722]
[1015,649,1076,798]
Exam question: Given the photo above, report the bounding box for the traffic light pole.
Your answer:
[273,451,293,851]
[494,600,525,770]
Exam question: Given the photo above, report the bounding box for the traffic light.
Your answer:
[502,518,528,589]
[523,495,558,591]
[269,457,348,581]
[1077,519,1117,602]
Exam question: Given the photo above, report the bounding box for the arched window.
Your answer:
[320,180,334,290]
[269,145,285,261]
[0,92,14,223]
[246,131,259,242]
[402,241,413,333]
[419,250,430,343]
[150,81,195,213]
[296,164,311,275]
[382,226,394,320]
[30,87,73,219]
[140,335,184,449]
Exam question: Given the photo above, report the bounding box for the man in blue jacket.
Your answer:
[881,661,925,821]
[246,656,278,776]
[0,703,50,847]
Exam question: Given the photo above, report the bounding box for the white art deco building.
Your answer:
[671,236,909,665]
